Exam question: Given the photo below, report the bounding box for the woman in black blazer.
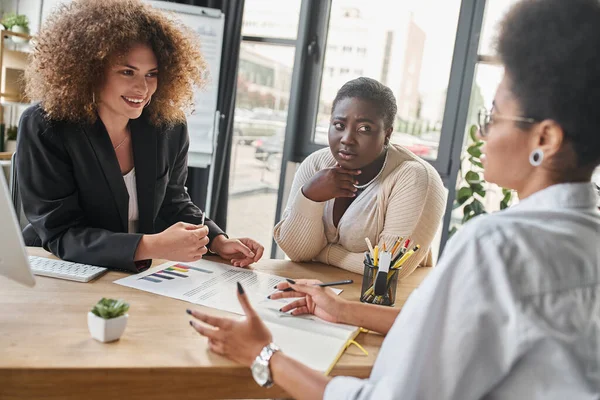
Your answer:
[16,0,264,272]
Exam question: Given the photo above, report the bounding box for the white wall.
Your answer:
[1,0,17,14]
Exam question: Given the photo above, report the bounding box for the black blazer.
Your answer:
[16,104,224,272]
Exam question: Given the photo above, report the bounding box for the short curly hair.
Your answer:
[497,0,600,168]
[332,77,397,130]
[25,0,206,127]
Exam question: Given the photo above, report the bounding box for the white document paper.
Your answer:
[114,259,340,315]
[114,259,358,373]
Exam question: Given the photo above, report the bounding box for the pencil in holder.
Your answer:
[360,258,398,306]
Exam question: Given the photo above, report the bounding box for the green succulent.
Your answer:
[91,298,130,319]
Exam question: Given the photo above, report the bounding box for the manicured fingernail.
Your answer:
[273,285,278,289]
[237,282,244,294]
[286,278,296,284]
[267,295,271,299]
[186,309,192,315]
[352,193,357,197]
[279,308,283,312]
[189,320,193,326]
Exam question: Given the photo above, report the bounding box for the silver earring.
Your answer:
[92,92,95,104]
[384,139,390,151]
[529,149,544,166]
[144,97,152,108]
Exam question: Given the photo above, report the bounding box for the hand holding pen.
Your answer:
[269,279,351,324]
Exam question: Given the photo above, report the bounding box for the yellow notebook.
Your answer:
[258,308,365,374]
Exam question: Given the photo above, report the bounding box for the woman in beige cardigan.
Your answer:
[273,77,446,277]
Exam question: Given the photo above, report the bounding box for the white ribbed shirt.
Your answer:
[273,144,447,278]
[123,168,139,234]
[325,183,600,400]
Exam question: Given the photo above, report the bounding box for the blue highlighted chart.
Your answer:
[140,263,213,283]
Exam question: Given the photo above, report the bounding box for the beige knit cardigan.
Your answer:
[273,144,447,279]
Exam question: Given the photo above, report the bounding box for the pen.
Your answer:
[364,238,375,258]
[392,245,420,270]
[279,279,354,292]
[201,211,206,226]
[390,236,403,257]
[392,238,411,264]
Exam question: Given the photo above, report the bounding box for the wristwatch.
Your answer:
[251,342,280,388]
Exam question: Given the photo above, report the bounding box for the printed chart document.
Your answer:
[114,260,361,373]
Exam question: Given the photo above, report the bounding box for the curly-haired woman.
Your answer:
[17,0,264,272]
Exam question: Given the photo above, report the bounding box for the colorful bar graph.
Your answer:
[141,276,161,283]
[174,264,213,274]
[152,273,174,280]
[161,269,188,278]
[140,263,213,283]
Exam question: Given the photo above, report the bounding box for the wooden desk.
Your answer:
[0,248,429,400]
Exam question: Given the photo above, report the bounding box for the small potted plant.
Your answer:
[88,298,130,343]
[1,13,29,43]
[5,126,17,153]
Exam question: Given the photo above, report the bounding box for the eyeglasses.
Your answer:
[477,107,538,137]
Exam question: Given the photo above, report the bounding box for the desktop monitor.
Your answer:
[0,172,35,287]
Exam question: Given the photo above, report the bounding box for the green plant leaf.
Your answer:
[469,125,478,142]
[453,193,469,208]
[462,203,473,222]
[500,200,509,210]
[457,187,472,204]
[502,188,511,196]
[467,145,482,158]
[470,182,485,197]
[470,199,485,215]
[502,191,512,203]
[465,171,480,184]
[448,226,458,238]
[468,157,484,168]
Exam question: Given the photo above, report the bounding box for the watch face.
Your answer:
[251,359,270,386]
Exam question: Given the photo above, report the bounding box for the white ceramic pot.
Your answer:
[87,312,128,343]
[5,140,16,153]
[10,25,29,43]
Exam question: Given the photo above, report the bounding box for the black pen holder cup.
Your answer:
[360,259,398,306]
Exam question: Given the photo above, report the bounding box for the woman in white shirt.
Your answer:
[187,0,600,398]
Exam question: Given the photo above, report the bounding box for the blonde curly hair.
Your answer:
[25,0,206,126]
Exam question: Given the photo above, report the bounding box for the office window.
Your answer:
[241,0,301,40]
[450,0,524,234]
[478,0,521,56]
[228,42,296,257]
[312,0,462,163]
